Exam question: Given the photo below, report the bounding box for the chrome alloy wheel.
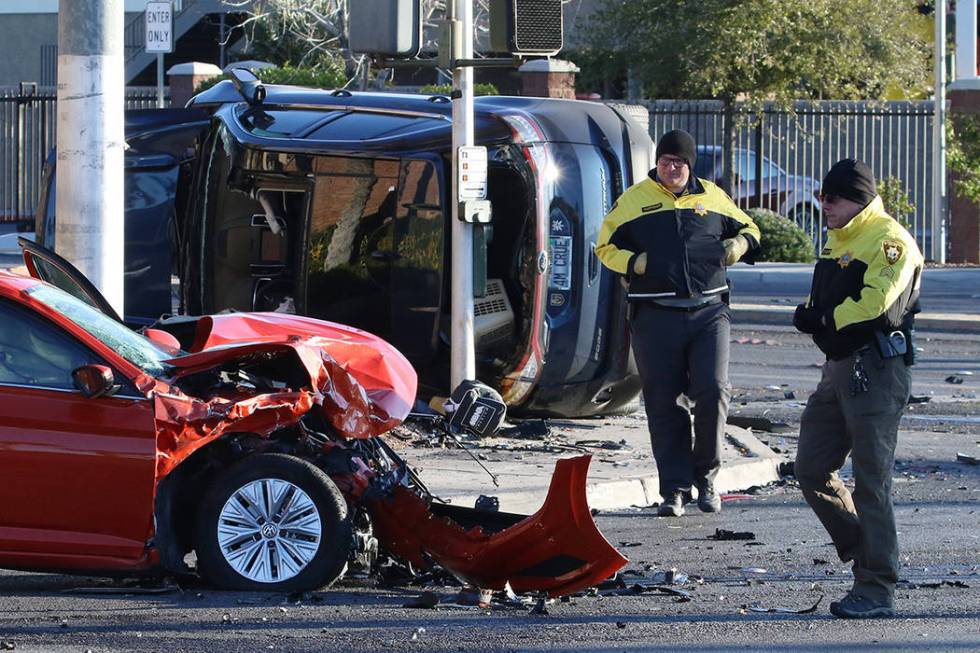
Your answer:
[217,478,322,583]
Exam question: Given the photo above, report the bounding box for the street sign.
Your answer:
[145,1,173,54]
[458,146,488,201]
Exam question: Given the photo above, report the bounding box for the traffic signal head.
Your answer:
[490,0,563,56]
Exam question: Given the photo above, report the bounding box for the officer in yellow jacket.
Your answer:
[793,158,923,619]
[596,129,760,517]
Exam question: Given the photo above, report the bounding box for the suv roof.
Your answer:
[190,81,637,152]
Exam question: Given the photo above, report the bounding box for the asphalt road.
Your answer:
[0,322,977,652]
[729,322,980,407]
[0,428,976,653]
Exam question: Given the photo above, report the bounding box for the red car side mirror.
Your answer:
[72,364,116,399]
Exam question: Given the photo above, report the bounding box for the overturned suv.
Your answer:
[0,240,626,594]
[36,72,651,417]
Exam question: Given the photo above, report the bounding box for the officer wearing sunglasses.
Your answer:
[793,158,923,620]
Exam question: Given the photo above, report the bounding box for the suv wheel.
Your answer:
[788,203,823,249]
[195,454,351,591]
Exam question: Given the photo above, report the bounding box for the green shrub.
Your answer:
[194,64,347,95]
[746,208,814,263]
[418,83,499,96]
[876,176,915,229]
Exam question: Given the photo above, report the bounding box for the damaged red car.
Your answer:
[0,240,625,595]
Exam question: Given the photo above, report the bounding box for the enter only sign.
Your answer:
[145,1,174,54]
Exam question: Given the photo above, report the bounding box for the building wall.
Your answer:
[0,12,144,87]
[0,1,157,12]
[0,14,58,86]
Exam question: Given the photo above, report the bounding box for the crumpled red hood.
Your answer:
[187,313,417,427]
[148,313,418,478]
[169,313,417,438]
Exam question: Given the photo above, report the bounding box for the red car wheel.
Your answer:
[195,454,352,591]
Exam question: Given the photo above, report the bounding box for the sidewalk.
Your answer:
[728,262,980,333]
[400,413,784,515]
[732,301,980,334]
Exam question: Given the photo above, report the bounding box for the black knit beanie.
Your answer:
[656,129,697,168]
[821,159,877,206]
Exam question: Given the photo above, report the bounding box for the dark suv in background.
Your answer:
[36,82,652,418]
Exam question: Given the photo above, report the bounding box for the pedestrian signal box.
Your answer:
[490,0,563,56]
[349,0,422,57]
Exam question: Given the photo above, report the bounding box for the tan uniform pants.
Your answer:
[795,346,911,604]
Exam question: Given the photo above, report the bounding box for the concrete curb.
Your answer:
[444,427,785,514]
[732,303,980,334]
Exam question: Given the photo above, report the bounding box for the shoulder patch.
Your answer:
[882,240,904,265]
[694,202,707,216]
[641,203,663,213]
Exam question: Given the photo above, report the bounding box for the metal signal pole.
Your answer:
[933,1,947,263]
[449,0,476,387]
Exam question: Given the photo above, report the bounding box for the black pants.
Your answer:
[629,301,731,498]
[795,348,910,603]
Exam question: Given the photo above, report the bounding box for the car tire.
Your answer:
[195,453,352,592]
[788,203,822,246]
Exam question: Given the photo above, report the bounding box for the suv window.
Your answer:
[0,300,94,389]
[305,156,444,345]
[305,156,401,334]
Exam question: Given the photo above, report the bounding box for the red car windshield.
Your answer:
[26,284,175,377]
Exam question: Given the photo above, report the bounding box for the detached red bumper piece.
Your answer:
[369,455,627,597]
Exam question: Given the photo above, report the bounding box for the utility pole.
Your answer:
[449,0,476,387]
[932,0,947,263]
[57,0,125,316]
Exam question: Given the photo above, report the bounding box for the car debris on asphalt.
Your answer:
[726,415,793,433]
[708,529,757,541]
[741,595,823,614]
[956,453,979,466]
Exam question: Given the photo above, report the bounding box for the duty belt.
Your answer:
[648,295,723,312]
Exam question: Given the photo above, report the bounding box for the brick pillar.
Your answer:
[948,80,980,263]
[519,59,579,99]
[166,62,222,108]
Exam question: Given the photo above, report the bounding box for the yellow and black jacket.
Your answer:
[806,196,923,360]
[596,173,761,300]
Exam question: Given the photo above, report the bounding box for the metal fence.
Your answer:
[0,92,943,257]
[642,100,938,256]
[0,85,167,225]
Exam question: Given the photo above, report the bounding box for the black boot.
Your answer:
[696,482,721,513]
[657,492,685,517]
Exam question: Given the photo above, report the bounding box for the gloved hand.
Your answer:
[632,252,647,276]
[794,304,828,334]
[723,235,749,266]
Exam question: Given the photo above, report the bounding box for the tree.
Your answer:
[582,0,931,193]
[946,115,980,210]
[222,0,498,88]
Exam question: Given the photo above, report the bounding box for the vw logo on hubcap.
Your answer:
[261,523,279,539]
